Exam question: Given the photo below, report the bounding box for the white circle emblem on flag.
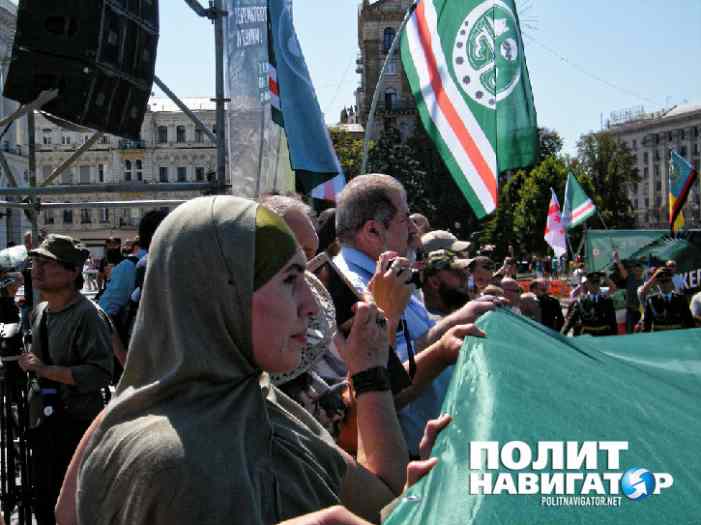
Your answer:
[453,0,523,110]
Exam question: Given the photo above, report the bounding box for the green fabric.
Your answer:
[77,196,346,525]
[386,310,701,524]
[254,204,299,291]
[585,230,666,272]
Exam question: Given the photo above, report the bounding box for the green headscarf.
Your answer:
[254,205,298,291]
[77,196,346,525]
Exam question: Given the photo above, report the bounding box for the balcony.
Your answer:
[375,99,416,114]
[119,139,146,150]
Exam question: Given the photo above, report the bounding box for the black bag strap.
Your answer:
[400,319,417,380]
[38,306,53,367]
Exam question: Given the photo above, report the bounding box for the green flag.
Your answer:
[562,172,596,229]
[400,0,538,219]
[386,310,700,524]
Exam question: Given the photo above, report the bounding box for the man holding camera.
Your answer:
[18,235,113,525]
[334,174,494,456]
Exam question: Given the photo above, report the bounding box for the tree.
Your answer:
[576,131,639,228]
[330,128,365,180]
[481,170,527,259]
[512,156,569,255]
[537,127,564,163]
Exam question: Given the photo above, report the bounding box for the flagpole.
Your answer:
[360,1,418,174]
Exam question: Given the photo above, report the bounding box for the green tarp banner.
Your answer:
[585,229,701,292]
[385,310,700,524]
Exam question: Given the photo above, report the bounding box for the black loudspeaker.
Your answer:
[3,0,159,139]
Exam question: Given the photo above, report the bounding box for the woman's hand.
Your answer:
[405,414,452,489]
[368,252,413,325]
[339,302,389,375]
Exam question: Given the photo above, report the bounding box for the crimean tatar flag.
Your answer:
[669,151,698,233]
[544,188,567,258]
[400,0,538,219]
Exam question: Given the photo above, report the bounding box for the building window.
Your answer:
[63,209,73,224]
[100,208,110,223]
[654,164,660,178]
[667,131,673,142]
[61,135,71,145]
[645,198,650,208]
[632,139,637,150]
[680,145,687,157]
[195,128,204,143]
[693,126,699,138]
[383,28,396,53]
[655,181,662,192]
[124,160,132,182]
[177,167,187,182]
[694,143,699,156]
[43,209,55,225]
[130,208,140,226]
[135,160,143,181]
[159,166,168,183]
[654,149,660,161]
[386,61,397,75]
[79,165,90,184]
[384,88,397,110]
[176,126,186,143]
[61,169,74,185]
[80,209,92,224]
[643,151,649,164]
[157,126,168,144]
[98,164,105,183]
[195,167,205,181]
[43,134,52,145]
[101,136,109,144]
[643,166,649,178]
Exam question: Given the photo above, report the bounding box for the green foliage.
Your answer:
[575,131,640,229]
[512,156,568,255]
[330,128,365,179]
[537,127,564,163]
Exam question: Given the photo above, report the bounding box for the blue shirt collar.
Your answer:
[339,245,377,277]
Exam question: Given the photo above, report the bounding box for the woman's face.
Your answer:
[251,250,318,373]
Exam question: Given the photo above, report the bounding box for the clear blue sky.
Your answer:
[11,1,701,154]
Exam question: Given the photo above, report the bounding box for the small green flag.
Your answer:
[562,172,596,229]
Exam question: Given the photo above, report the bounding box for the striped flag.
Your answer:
[311,173,347,202]
[400,0,538,219]
[561,172,596,230]
[544,188,567,258]
[669,151,698,233]
[266,3,283,126]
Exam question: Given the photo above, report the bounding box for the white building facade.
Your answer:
[34,98,222,253]
[607,104,701,229]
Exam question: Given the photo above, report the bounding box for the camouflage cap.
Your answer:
[29,234,90,268]
[424,249,470,273]
[421,230,471,254]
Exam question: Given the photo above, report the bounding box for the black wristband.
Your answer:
[351,366,391,397]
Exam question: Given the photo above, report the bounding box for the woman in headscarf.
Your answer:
[74,196,442,525]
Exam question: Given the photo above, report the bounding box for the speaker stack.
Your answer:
[3,0,159,139]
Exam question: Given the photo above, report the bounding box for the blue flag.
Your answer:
[267,0,344,194]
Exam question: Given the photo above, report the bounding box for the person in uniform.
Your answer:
[641,268,695,332]
[561,271,617,336]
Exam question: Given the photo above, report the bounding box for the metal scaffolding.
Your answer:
[0,0,231,246]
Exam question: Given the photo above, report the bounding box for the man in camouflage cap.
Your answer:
[420,249,471,317]
[20,234,112,524]
[420,230,471,256]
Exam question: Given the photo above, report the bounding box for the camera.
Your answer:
[389,259,423,287]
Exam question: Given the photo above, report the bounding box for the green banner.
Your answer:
[386,310,700,524]
[585,229,701,292]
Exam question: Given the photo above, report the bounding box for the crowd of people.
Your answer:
[0,172,698,525]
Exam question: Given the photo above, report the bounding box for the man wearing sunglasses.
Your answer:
[641,268,695,332]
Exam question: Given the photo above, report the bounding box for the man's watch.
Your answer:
[351,366,391,397]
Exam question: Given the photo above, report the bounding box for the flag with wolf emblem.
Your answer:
[401,0,538,218]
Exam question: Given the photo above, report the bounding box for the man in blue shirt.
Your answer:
[99,210,168,343]
[334,174,495,456]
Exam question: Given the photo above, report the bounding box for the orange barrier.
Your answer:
[516,278,572,299]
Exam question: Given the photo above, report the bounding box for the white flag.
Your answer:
[544,188,567,258]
